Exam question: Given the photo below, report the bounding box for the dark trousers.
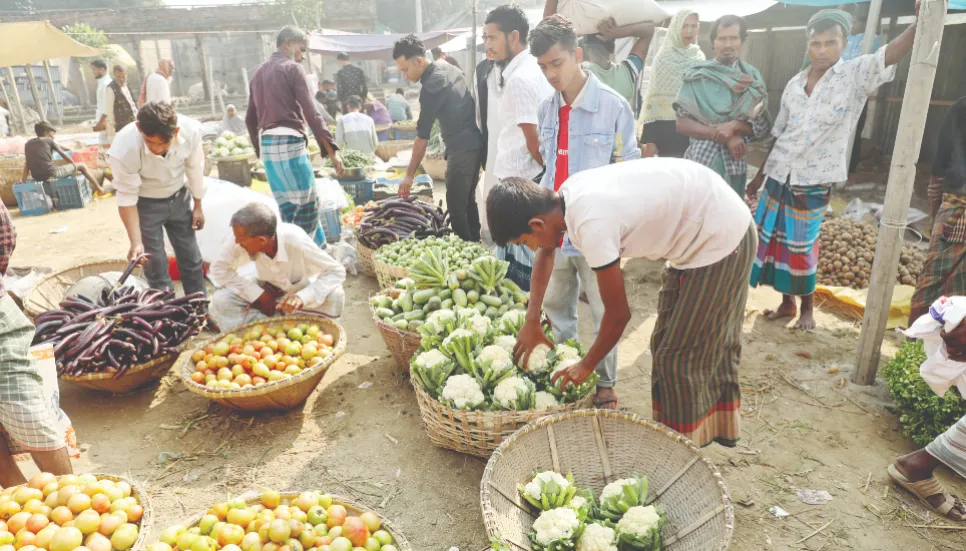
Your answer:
[445,147,484,242]
[850,104,869,174]
[137,187,206,297]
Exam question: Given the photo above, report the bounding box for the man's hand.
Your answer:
[331,151,345,177]
[93,120,105,132]
[942,319,966,362]
[595,16,621,41]
[915,0,922,17]
[713,121,739,143]
[255,291,277,317]
[513,320,554,371]
[551,358,595,389]
[398,175,414,199]
[191,203,205,231]
[127,242,146,264]
[929,176,945,219]
[727,135,748,160]
[746,173,765,201]
[277,294,305,315]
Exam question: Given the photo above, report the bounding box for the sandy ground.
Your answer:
[6,184,966,551]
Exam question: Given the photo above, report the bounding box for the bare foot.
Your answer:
[594,387,618,410]
[764,302,796,321]
[793,311,816,330]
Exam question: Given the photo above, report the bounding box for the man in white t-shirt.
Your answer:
[489,158,758,448]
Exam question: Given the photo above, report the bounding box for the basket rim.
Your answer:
[479,409,735,551]
[23,258,134,318]
[60,348,179,382]
[178,314,346,399]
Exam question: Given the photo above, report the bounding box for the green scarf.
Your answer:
[675,59,769,127]
[802,9,853,69]
[642,9,705,124]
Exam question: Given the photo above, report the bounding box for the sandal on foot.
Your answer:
[888,464,965,519]
[593,395,619,410]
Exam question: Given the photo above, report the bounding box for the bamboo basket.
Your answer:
[357,241,378,277]
[374,140,414,162]
[180,491,411,551]
[9,473,153,551]
[373,257,410,291]
[480,411,734,551]
[61,351,181,393]
[421,157,446,181]
[0,156,24,207]
[178,315,346,412]
[23,259,141,319]
[413,382,593,458]
[372,314,422,375]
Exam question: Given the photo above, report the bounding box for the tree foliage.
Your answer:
[272,0,325,31]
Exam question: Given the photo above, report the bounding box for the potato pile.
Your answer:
[817,217,926,289]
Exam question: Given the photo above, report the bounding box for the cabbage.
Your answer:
[214,147,230,157]
[230,147,244,156]
[214,137,228,148]
[220,131,236,140]
[235,136,250,148]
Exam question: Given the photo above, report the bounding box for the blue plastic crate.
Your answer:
[375,174,433,187]
[377,128,391,142]
[320,208,342,244]
[340,178,374,205]
[49,175,92,210]
[392,127,417,140]
[13,182,53,216]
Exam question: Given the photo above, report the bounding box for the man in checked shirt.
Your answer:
[0,202,78,486]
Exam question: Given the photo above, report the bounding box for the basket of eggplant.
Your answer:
[30,255,209,393]
[356,197,450,250]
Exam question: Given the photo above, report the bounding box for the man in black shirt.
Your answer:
[20,122,106,194]
[393,34,484,241]
[334,53,367,115]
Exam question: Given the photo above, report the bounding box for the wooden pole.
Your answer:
[206,56,217,119]
[24,64,46,122]
[5,67,27,135]
[197,36,212,108]
[854,0,948,385]
[42,61,63,126]
[0,71,16,135]
[862,0,884,55]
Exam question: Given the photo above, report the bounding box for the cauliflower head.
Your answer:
[440,374,485,410]
[569,495,588,512]
[600,478,638,504]
[493,376,532,409]
[442,328,474,346]
[532,507,580,546]
[616,505,662,537]
[577,523,617,551]
[494,335,517,356]
[414,349,450,370]
[535,391,559,411]
[554,343,581,362]
[526,343,552,374]
[524,471,570,500]
[479,344,513,372]
[551,358,580,378]
[464,313,491,336]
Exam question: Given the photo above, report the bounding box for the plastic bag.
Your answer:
[332,228,361,277]
[557,0,668,35]
[316,177,349,211]
[902,295,966,398]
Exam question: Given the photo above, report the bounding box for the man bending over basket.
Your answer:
[209,203,346,331]
[489,158,757,448]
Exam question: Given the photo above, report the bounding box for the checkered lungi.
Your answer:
[261,135,326,246]
[911,194,966,313]
[0,295,79,460]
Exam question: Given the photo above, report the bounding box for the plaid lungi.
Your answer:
[749,177,831,296]
[910,194,966,313]
[926,413,966,479]
[261,135,326,246]
[651,224,757,448]
[0,295,78,460]
[710,154,748,197]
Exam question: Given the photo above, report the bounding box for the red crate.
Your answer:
[71,146,100,167]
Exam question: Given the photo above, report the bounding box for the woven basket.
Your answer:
[422,157,446,181]
[373,315,422,374]
[374,140,414,162]
[179,491,411,551]
[23,259,141,319]
[0,155,26,207]
[9,473,153,551]
[373,257,410,291]
[357,241,378,277]
[480,410,734,551]
[178,315,346,412]
[413,382,593,458]
[61,351,180,393]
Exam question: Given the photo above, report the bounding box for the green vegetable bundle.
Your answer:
[341,149,375,168]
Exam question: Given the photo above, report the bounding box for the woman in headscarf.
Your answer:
[220,104,247,134]
[641,9,704,158]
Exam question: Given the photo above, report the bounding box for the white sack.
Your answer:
[558,0,669,35]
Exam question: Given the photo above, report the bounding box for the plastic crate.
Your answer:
[216,158,253,187]
[13,182,52,216]
[49,175,92,210]
[340,178,374,205]
[71,146,100,167]
[320,208,342,244]
[392,127,417,140]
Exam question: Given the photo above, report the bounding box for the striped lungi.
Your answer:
[749,177,831,296]
[926,413,966,478]
[910,194,966,314]
[0,295,78,460]
[651,224,757,448]
[261,135,326,246]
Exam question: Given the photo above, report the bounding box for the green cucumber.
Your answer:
[466,290,480,304]
[460,278,476,291]
[513,291,529,305]
[391,313,406,321]
[453,289,468,307]
[480,294,503,308]
[474,302,488,314]
[408,320,424,331]
[393,319,410,330]
[412,289,435,305]
[441,298,454,310]
[375,308,395,319]
[485,306,499,319]
[438,288,452,300]
[398,292,414,312]
[404,310,425,321]
[426,296,442,311]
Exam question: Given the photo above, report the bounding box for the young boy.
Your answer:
[335,95,379,160]
[22,122,106,194]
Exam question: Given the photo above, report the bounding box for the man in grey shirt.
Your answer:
[393,34,484,241]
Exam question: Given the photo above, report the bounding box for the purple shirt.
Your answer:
[246,52,337,156]
[366,100,392,126]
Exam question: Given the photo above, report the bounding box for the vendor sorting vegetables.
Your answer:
[0,200,77,487]
[335,95,378,160]
[209,203,346,331]
[110,101,208,300]
[488,158,757,448]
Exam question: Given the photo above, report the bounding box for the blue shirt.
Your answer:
[537,73,641,256]
[843,33,880,61]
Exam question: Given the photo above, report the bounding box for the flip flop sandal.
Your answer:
[888,464,965,519]
[593,396,619,410]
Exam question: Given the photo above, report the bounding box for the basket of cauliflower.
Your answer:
[481,411,735,551]
[208,130,257,161]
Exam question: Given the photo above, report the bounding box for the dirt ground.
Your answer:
[7,184,966,551]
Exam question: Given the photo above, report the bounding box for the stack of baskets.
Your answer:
[178,315,346,412]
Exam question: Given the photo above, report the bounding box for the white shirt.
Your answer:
[495,51,554,180]
[482,63,504,187]
[145,72,172,104]
[210,222,346,308]
[104,83,136,139]
[335,111,377,158]
[561,158,752,270]
[95,75,111,119]
[108,114,207,207]
[764,47,897,187]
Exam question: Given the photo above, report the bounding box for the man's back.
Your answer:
[417,62,482,152]
[145,72,170,104]
[336,65,367,102]
[336,112,377,156]
[24,137,55,181]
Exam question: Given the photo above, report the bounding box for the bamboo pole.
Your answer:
[5,67,27,135]
[24,64,46,123]
[205,56,217,119]
[241,68,249,102]
[862,0,884,55]
[42,61,63,126]
[0,71,16,135]
[854,0,949,385]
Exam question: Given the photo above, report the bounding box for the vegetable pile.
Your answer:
[358,198,452,249]
[31,286,206,378]
[392,120,416,129]
[340,149,375,169]
[186,321,337,390]
[0,472,146,551]
[372,234,488,271]
[817,217,926,289]
[518,472,664,551]
[153,490,400,551]
[426,121,444,160]
[341,202,376,227]
[211,131,255,159]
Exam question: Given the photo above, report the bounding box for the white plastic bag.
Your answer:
[902,295,966,398]
[557,0,669,35]
[316,177,348,211]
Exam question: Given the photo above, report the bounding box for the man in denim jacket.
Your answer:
[525,14,640,409]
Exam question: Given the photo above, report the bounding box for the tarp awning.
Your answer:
[308,31,462,60]
[0,21,103,67]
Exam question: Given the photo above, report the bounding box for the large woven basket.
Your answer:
[9,473,152,551]
[373,257,410,291]
[179,491,411,551]
[357,241,378,277]
[178,315,346,412]
[62,351,181,393]
[373,314,422,375]
[0,156,24,207]
[23,259,141,319]
[422,157,446,181]
[481,411,734,551]
[374,140,415,162]
[413,382,593,458]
